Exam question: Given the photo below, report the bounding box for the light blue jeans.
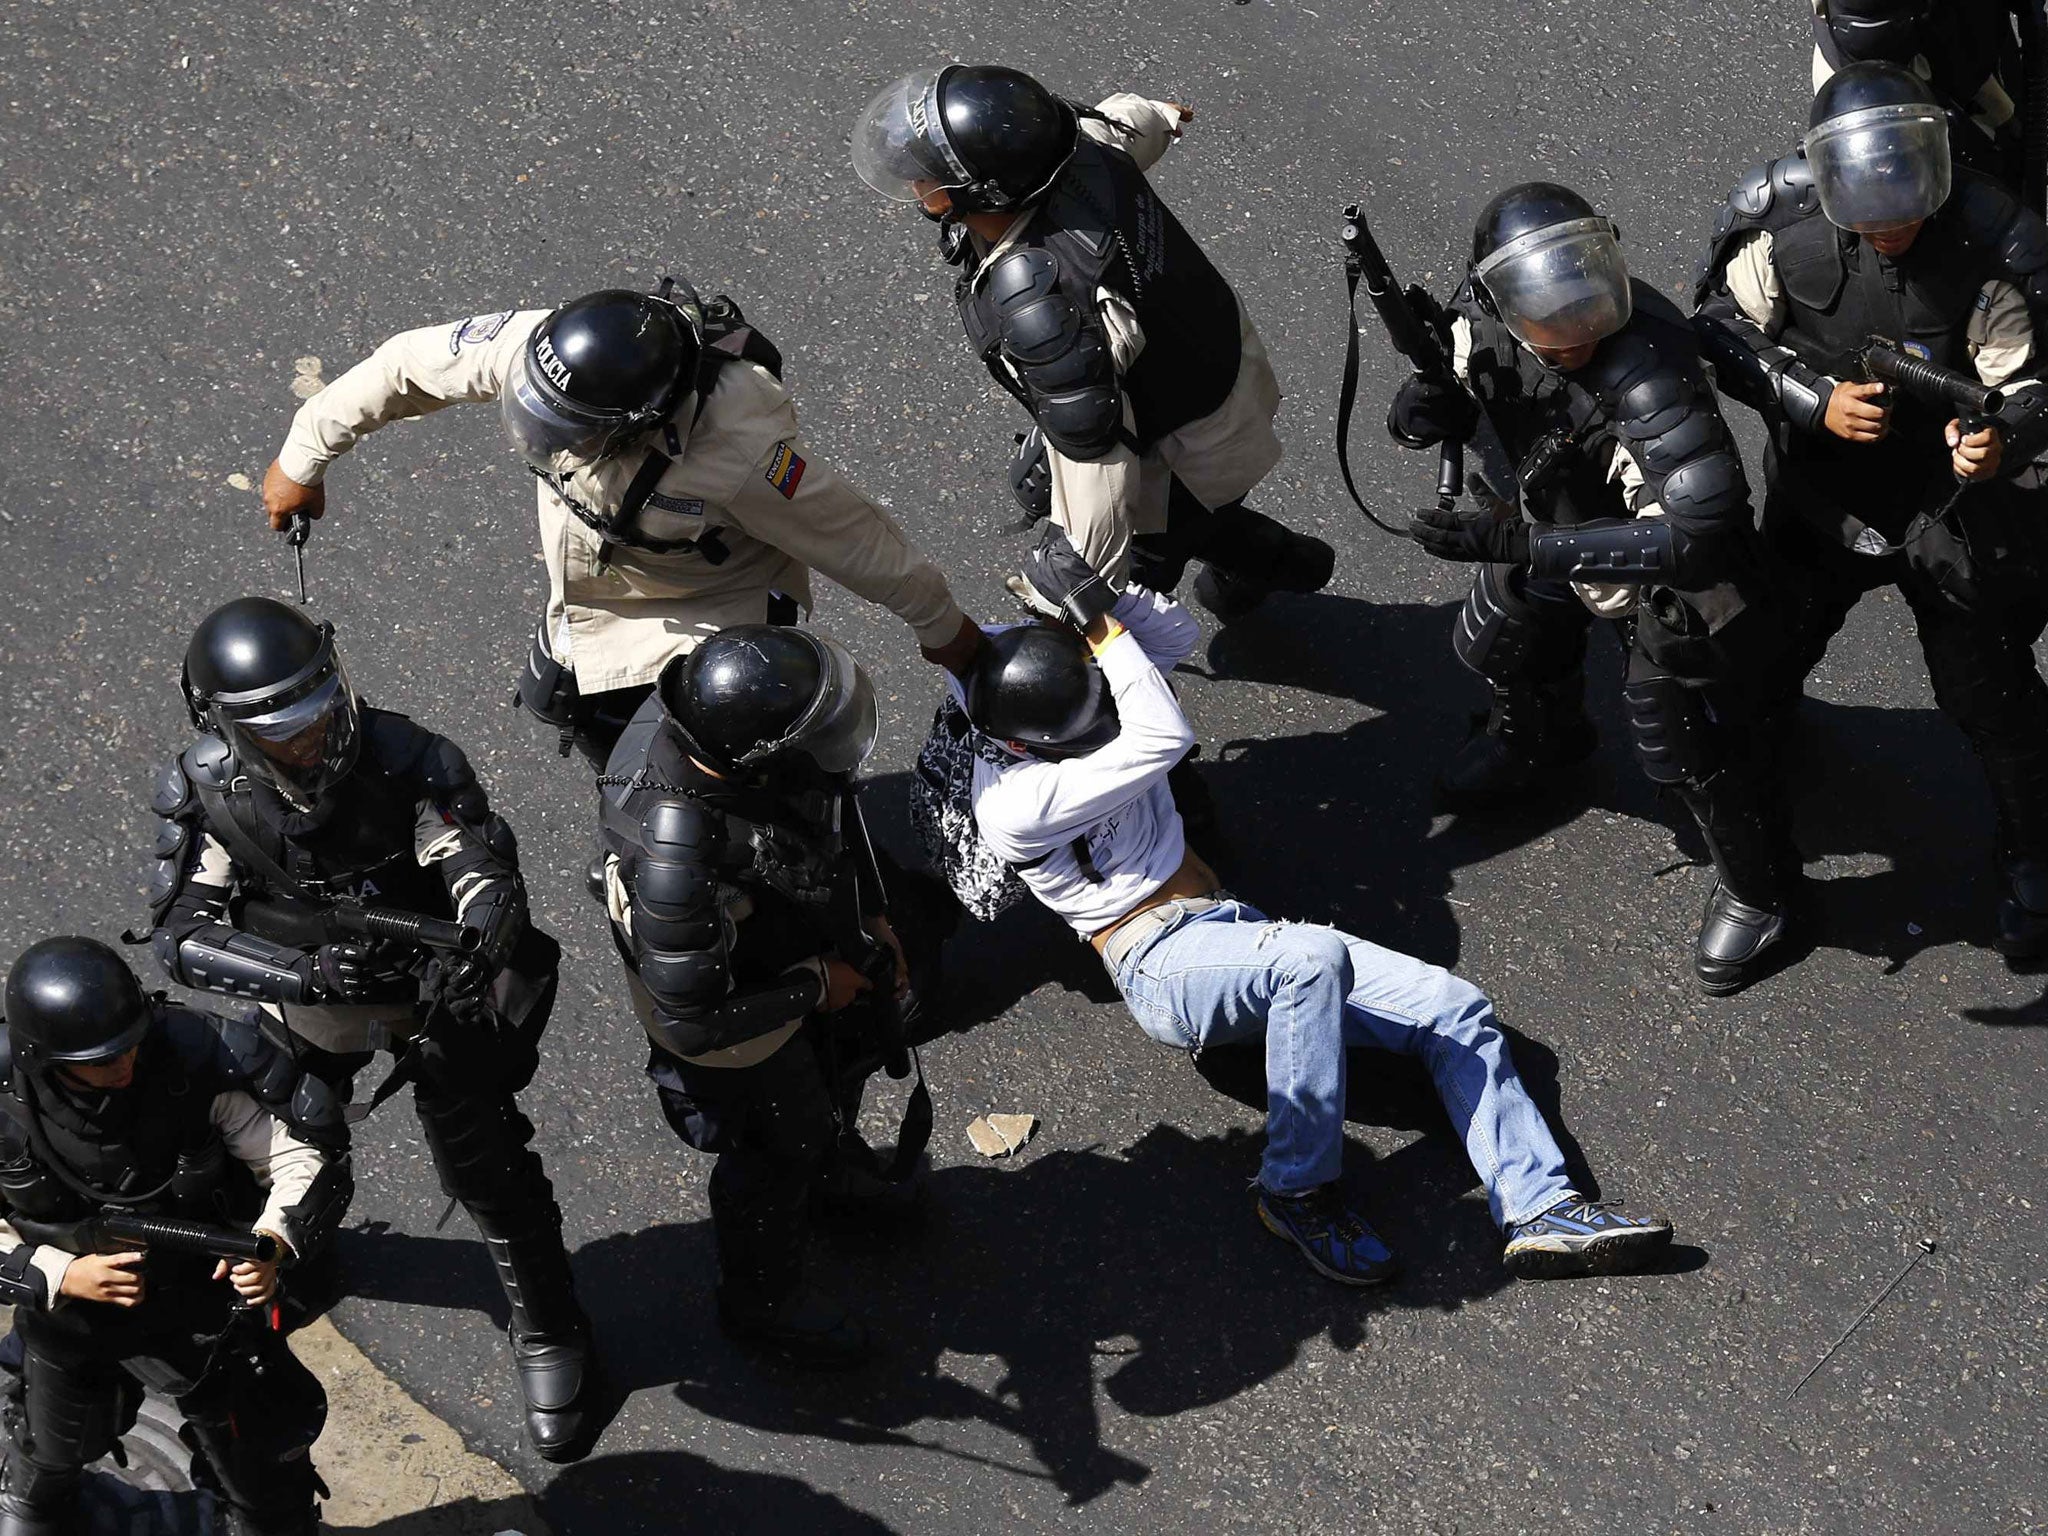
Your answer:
[1110,900,1570,1228]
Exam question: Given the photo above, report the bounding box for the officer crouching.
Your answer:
[598,629,932,1366]
[0,938,351,1536]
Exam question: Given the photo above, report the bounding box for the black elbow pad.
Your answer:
[1655,450,1751,534]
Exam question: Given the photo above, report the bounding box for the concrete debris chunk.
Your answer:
[966,1113,1038,1158]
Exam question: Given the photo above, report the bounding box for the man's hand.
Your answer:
[60,1251,145,1308]
[922,615,988,680]
[1164,102,1194,137]
[1026,523,1121,630]
[821,958,874,1012]
[865,915,910,1001]
[1824,380,1891,443]
[1407,476,1530,565]
[262,458,326,532]
[213,1252,281,1307]
[1948,418,2003,481]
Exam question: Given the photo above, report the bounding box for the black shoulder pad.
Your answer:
[643,797,722,862]
[987,248,1122,461]
[181,1007,348,1151]
[362,708,433,776]
[181,736,234,789]
[988,248,1070,351]
[1947,169,2048,278]
[1695,151,1817,303]
[0,1026,13,1094]
[416,732,491,820]
[150,759,195,817]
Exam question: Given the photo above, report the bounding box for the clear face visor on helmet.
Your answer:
[851,68,970,202]
[1474,218,1634,353]
[215,656,362,809]
[733,637,881,776]
[1804,103,1952,233]
[499,349,640,476]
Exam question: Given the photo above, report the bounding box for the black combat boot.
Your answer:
[1191,507,1336,619]
[1437,673,1598,812]
[1975,742,2048,961]
[718,1283,872,1368]
[480,1219,596,1463]
[1679,772,1790,996]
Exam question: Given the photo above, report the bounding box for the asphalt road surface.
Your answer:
[5,2,2047,1532]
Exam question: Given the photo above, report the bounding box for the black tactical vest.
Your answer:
[0,1015,247,1235]
[958,136,1243,449]
[1456,298,1626,529]
[190,710,455,939]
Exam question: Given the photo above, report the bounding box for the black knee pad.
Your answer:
[1920,614,2048,748]
[1453,563,1590,683]
[1623,675,1717,788]
[414,1088,552,1217]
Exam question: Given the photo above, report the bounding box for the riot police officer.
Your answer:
[145,597,597,1459]
[850,64,1336,618]
[258,281,982,767]
[0,937,350,1536]
[1389,183,1793,995]
[1811,1,2040,199]
[1697,63,2048,961]
[598,626,928,1366]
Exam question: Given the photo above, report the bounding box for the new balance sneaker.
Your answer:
[1503,1196,1673,1280]
[1256,1182,1400,1286]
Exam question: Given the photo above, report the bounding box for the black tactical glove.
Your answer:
[1025,522,1122,629]
[1407,475,1531,565]
[310,941,410,1004]
[420,952,494,1008]
[1388,374,1480,450]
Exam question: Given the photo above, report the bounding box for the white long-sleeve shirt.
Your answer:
[968,590,1201,934]
[0,1091,330,1309]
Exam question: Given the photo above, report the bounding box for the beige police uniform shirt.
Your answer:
[966,94,1286,587]
[278,310,966,694]
[0,1094,331,1307]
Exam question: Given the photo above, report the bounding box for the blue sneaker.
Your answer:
[1503,1195,1673,1280]
[1256,1183,1399,1286]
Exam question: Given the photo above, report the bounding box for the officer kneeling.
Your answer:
[599,628,933,1365]
[961,562,1674,1284]
[0,938,351,1536]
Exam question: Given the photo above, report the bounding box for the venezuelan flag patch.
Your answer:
[765,442,807,499]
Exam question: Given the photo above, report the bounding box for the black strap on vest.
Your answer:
[191,776,315,902]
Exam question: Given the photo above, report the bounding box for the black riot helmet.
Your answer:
[1468,182,1632,353]
[4,937,154,1070]
[1821,0,1927,64]
[657,626,880,778]
[182,596,361,810]
[964,624,1119,760]
[851,64,1079,214]
[500,286,703,472]
[1805,62,1952,233]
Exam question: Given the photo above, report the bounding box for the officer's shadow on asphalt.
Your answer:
[331,1119,1601,1519]
[1189,587,2028,999]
